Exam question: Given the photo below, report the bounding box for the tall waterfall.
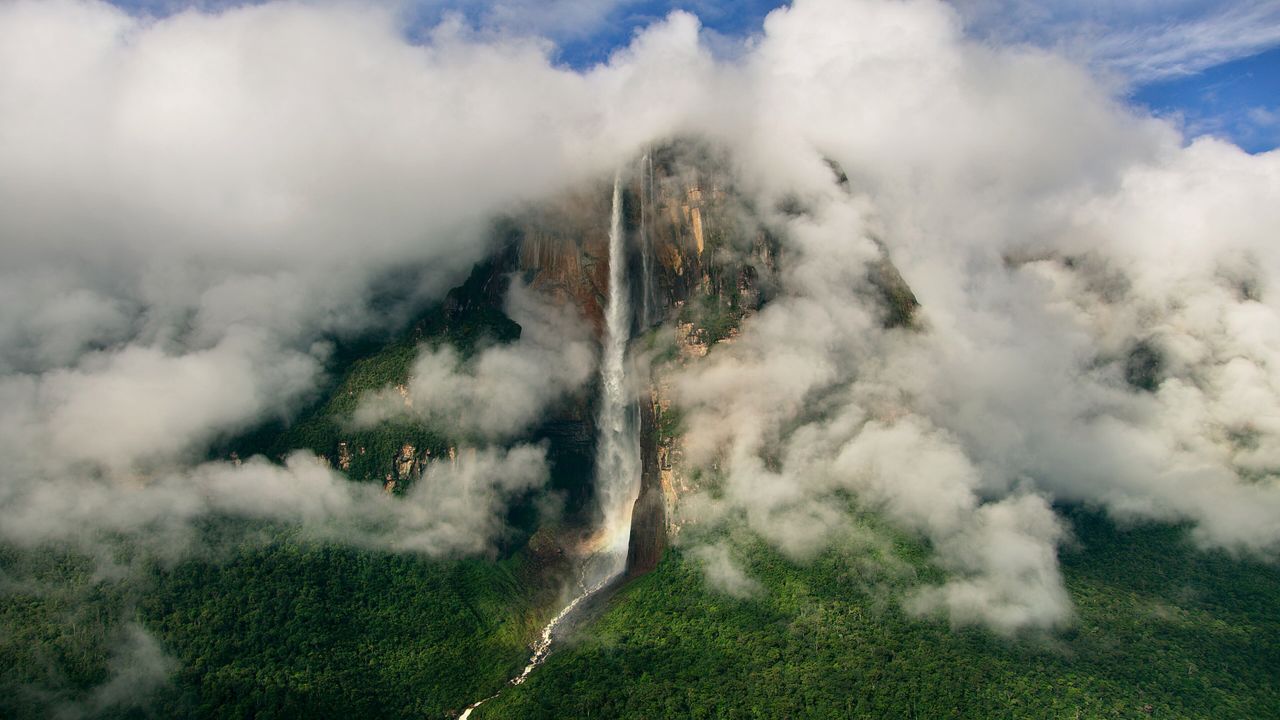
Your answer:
[457,174,640,719]
[638,152,656,328]
[594,172,641,576]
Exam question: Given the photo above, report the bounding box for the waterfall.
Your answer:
[456,174,639,720]
[639,152,656,328]
[593,172,641,577]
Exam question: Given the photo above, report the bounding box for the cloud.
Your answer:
[951,0,1280,84]
[469,0,640,42]
[0,0,709,367]
[905,494,1071,634]
[690,542,762,599]
[194,445,552,555]
[354,280,597,440]
[1,444,549,560]
[941,138,1280,552]
[54,623,176,720]
[658,0,1280,633]
[0,328,321,474]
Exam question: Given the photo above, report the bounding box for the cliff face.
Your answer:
[624,389,666,575]
[504,140,761,339]
[510,188,614,335]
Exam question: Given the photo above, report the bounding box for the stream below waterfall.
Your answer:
[456,571,624,719]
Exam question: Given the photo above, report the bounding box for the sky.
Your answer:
[1134,44,1280,153]
[100,0,1280,152]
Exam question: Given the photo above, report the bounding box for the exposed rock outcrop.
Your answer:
[512,188,613,335]
[867,246,920,329]
[624,389,666,576]
[336,441,351,471]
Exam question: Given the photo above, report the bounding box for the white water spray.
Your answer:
[593,172,641,575]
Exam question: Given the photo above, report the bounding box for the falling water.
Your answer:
[456,173,639,719]
[639,152,656,328]
[593,171,642,576]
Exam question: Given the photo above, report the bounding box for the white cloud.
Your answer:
[663,0,1280,633]
[354,280,597,440]
[1,444,549,558]
[690,542,762,599]
[951,0,1280,84]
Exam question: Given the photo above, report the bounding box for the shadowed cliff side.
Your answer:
[624,388,666,576]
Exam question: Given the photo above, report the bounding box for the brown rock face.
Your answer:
[512,187,613,336]
[625,391,667,576]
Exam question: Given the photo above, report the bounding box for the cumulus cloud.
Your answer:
[658,0,1280,633]
[0,0,712,368]
[0,328,321,473]
[354,280,596,440]
[913,138,1280,552]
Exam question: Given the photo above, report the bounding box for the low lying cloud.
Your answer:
[663,0,1280,633]
[0,0,699,560]
[2,444,548,559]
[53,623,176,720]
[0,328,321,474]
[690,542,762,599]
[354,281,596,441]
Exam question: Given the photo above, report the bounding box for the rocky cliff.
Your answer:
[624,389,666,575]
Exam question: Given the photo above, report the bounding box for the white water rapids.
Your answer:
[457,173,639,718]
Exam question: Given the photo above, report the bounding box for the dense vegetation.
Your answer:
[477,508,1280,719]
[9,506,1275,719]
[141,535,539,718]
[0,527,546,719]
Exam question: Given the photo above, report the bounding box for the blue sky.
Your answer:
[1133,44,1280,153]
[104,0,1280,153]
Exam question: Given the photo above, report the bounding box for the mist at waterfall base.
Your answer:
[1,0,1280,655]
